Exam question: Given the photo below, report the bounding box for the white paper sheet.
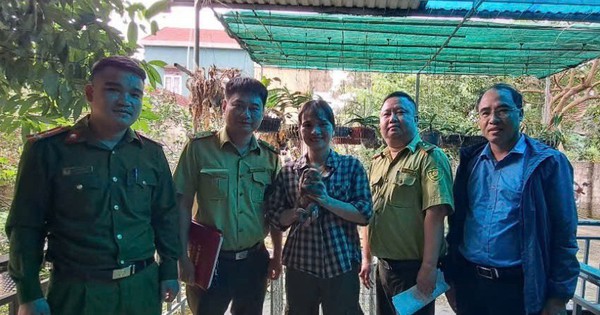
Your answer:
[392,269,450,315]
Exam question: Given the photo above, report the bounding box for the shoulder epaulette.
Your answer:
[136,131,164,146]
[189,130,217,140]
[27,126,70,143]
[418,141,437,153]
[258,139,279,154]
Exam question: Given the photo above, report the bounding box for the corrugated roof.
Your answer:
[140,28,241,49]
[217,11,600,77]
[171,0,600,22]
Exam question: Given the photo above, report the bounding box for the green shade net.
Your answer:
[217,11,600,77]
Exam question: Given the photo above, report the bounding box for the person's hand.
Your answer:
[541,298,567,315]
[18,298,50,315]
[359,261,374,289]
[160,279,180,303]
[416,264,436,299]
[178,255,196,285]
[445,284,458,313]
[268,255,282,280]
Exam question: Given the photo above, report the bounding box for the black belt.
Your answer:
[463,257,522,280]
[53,257,155,281]
[379,259,423,271]
[220,242,264,261]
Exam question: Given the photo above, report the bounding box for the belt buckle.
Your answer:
[235,250,249,260]
[476,266,499,280]
[112,265,135,280]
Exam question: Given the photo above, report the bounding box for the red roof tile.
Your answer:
[141,27,240,49]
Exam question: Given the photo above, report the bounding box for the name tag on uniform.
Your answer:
[62,166,94,176]
[401,168,417,176]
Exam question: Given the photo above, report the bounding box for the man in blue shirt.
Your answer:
[445,83,579,315]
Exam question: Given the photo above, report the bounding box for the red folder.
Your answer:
[188,221,223,290]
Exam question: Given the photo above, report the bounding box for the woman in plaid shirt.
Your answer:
[266,99,373,315]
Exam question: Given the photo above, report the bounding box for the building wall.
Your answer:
[573,161,600,219]
[144,46,255,96]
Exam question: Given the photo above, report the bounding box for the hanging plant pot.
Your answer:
[258,117,282,133]
[334,126,352,137]
[441,134,463,148]
[333,137,361,145]
[461,135,487,147]
[420,130,441,146]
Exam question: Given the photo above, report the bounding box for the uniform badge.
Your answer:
[62,166,94,176]
[426,168,440,181]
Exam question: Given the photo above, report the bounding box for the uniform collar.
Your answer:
[217,128,260,154]
[480,134,526,160]
[64,115,142,147]
[384,134,421,160]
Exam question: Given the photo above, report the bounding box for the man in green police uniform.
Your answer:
[175,77,282,315]
[359,91,454,315]
[6,56,181,315]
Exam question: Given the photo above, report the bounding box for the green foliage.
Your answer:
[264,76,313,123]
[0,0,169,133]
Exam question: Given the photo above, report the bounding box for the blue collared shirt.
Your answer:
[460,135,526,267]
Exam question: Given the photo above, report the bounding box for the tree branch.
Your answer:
[560,95,600,115]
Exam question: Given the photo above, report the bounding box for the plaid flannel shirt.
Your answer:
[266,150,373,278]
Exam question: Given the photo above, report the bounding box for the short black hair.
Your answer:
[91,56,146,81]
[476,83,523,110]
[298,99,335,127]
[382,91,417,113]
[225,77,268,107]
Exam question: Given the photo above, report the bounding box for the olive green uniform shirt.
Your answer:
[369,135,454,260]
[173,129,280,251]
[6,116,181,303]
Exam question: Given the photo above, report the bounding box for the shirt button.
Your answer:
[113,205,119,211]
[116,234,123,240]
[120,260,125,265]
[112,177,118,183]
[239,192,243,196]
[75,184,83,190]
[142,180,147,185]
[111,151,116,155]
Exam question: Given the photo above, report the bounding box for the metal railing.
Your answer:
[1,220,598,315]
[573,219,600,315]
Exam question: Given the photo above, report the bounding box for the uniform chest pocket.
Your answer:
[250,171,271,202]
[127,168,158,210]
[390,171,418,208]
[55,175,103,219]
[200,169,229,200]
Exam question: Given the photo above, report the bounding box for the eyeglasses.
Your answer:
[478,107,520,120]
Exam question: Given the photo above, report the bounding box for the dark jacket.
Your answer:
[445,135,579,314]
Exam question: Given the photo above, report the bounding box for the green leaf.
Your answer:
[144,0,169,19]
[43,71,60,99]
[148,60,167,67]
[127,21,138,45]
[150,21,159,35]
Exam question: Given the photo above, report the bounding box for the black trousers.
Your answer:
[375,259,434,315]
[454,257,533,315]
[285,266,363,315]
[186,246,270,315]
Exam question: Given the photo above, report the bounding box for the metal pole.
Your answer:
[415,73,421,111]
[194,0,201,69]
